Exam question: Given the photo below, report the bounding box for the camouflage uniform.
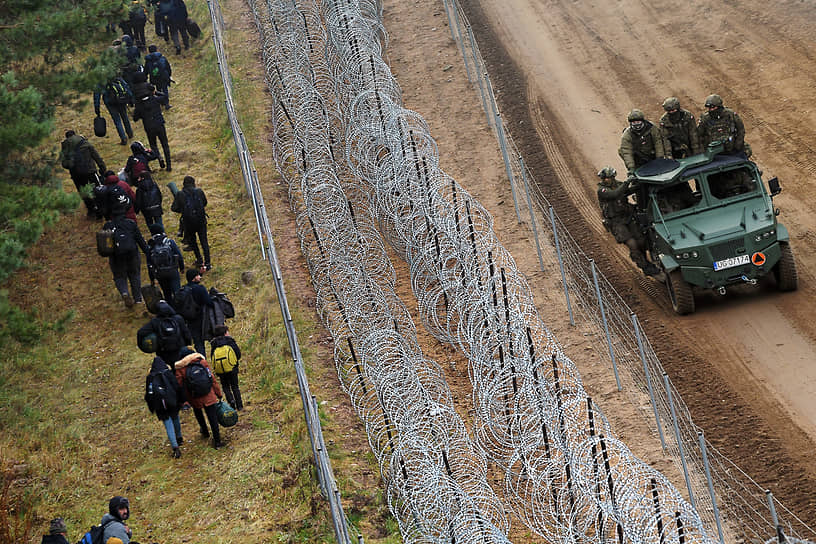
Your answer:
[618,120,667,174]
[698,106,746,155]
[660,108,701,158]
[597,171,656,274]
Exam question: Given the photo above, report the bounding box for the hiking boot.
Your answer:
[182,244,195,252]
[122,293,134,308]
[200,428,210,438]
[213,440,225,450]
[177,436,184,445]
[204,263,212,271]
[172,447,182,458]
[119,139,128,146]
[175,46,181,54]
[158,158,166,169]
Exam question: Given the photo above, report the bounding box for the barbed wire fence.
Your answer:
[439,0,816,543]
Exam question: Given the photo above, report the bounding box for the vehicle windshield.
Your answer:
[653,178,702,216]
[707,166,758,200]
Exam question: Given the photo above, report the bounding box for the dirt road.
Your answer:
[454,0,816,526]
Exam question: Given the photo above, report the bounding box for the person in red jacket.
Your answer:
[174,347,224,448]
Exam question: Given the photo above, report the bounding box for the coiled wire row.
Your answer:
[252,0,717,541]
[248,0,512,542]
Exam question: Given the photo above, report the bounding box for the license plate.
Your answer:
[713,254,750,271]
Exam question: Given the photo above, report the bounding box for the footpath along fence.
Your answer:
[440,0,816,542]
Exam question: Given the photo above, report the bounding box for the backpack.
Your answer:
[212,343,238,374]
[96,226,115,257]
[181,188,205,228]
[156,316,183,351]
[184,360,212,398]
[147,55,171,81]
[173,285,200,320]
[107,184,133,217]
[71,139,93,174]
[129,5,147,23]
[140,178,162,214]
[107,78,131,106]
[186,17,201,39]
[110,221,137,255]
[146,371,177,412]
[150,238,177,279]
[75,520,114,544]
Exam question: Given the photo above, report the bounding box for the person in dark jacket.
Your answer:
[175,347,224,448]
[41,518,69,544]
[128,1,148,51]
[97,171,138,222]
[171,175,210,269]
[100,496,133,544]
[179,268,214,355]
[147,223,184,300]
[134,172,164,226]
[94,76,134,145]
[59,130,105,217]
[138,299,190,365]
[210,324,243,410]
[144,355,186,458]
[121,34,141,64]
[133,87,171,171]
[130,71,154,101]
[166,0,189,54]
[144,45,172,108]
[124,140,160,183]
[105,214,151,307]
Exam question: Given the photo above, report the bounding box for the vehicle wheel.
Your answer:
[666,270,695,315]
[774,241,798,292]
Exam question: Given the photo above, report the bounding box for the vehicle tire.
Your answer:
[774,241,798,292]
[666,270,695,315]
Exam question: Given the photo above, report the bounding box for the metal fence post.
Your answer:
[663,372,697,511]
[519,156,544,271]
[766,490,788,543]
[466,26,491,127]
[449,1,472,83]
[549,206,574,325]
[631,313,666,450]
[591,259,621,390]
[699,431,725,544]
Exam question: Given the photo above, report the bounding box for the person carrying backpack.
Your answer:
[144,355,186,458]
[146,223,184,300]
[128,1,148,51]
[175,269,214,355]
[171,175,210,270]
[143,44,172,108]
[174,347,224,449]
[124,141,160,184]
[166,0,189,54]
[97,171,137,222]
[104,214,150,308]
[137,299,190,365]
[94,76,134,146]
[59,130,106,218]
[134,172,163,226]
[210,324,243,410]
[100,496,133,543]
[133,87,171,172]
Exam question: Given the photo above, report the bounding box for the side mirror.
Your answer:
[767,176,782,196]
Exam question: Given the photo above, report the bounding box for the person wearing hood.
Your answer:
[100,496,132,543]
[145,355,186,458]
[144,45,172,109]
[96,171,137,222]
[129,71,154,102]
[133,86,171,171]
[59,130,106,218]
[178,268,214,355]
[659,97,701,159]
[138,299,190,364]
[618,108,667,176]
[134,171,164,226]
[171,175,210,270]
[124,140,160,183]
[166,0,189,55]
[128,1,148,52]
[146,223,184,300]
[104,210,150,308]
[174,347,224,449]
[41,518,69,544]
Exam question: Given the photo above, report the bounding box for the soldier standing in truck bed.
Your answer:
[618,109,668,176]
[596,166,660,276]
[697,94,750,157]
[659,97,701,159]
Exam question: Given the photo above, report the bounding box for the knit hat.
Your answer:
[49,518,67,535]
[148,222,165,235]
[186,268,199,283]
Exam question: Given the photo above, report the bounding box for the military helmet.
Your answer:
[704,94,723,108]
[597,166,617,180]
[627,109,645,122]
[662,97,680,111]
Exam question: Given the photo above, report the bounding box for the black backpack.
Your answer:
[156,316,183,351]
[184,360,212,398]
[150,238,177,279]
[181,188,205,228]
[76,520,114,544]
[107,184,133,217]
[141,178,162,214]
[173,285,200,320]
[146,371,177,413]
[71,139,94,174]
[107,220,137,255]
[107,78,131,105]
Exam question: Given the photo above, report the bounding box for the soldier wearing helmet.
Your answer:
[596,167,660,276]
[697,94,750,156]
[618,109,668,176]
[659,97,701,159]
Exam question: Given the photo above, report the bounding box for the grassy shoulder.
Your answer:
[0,0,394,542]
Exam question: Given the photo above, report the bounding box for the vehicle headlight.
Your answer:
[763,232,770,238]
[755,234,762,242]
[692,251,699,258]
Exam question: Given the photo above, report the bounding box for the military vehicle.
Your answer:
[631,143,797,314]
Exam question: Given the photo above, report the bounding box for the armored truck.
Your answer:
[631,144,797,314]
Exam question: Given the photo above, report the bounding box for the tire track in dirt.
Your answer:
[460,0,816,526]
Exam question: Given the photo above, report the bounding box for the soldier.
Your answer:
[697,94,750,157]
[618,109,667,176]
[596,167,660,276]
[659,97,701,159]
